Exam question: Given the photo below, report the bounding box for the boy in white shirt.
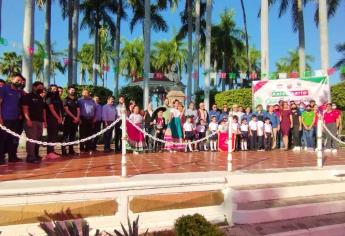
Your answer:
[196,119,208,151]
[264,118,273,151]
[240,119,249,151]
[249,115,258,150]
[183,116,195,152]
[209,116,219,151]
[257,118,264,151]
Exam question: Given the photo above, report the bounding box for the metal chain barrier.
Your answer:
[126,118,219,146]
[0,118,121,147]
[321,123,345,145]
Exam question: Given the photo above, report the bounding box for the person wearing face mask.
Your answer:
[301,104,316,151]
[22,81,46,163]
[0,73,26,165]
[298,102,308,150]
[61,86,80,156]
[45,84,64,159]
[291,104,302,151]
[323,103,341,152]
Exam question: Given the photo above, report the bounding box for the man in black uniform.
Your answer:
[45,84,63,159]
[22,81,46,163]
[62,86,80,156]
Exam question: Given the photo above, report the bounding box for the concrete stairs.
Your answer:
[228,178,345,236]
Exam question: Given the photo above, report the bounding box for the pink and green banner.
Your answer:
[252,77,330,108]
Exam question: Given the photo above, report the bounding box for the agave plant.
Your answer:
[40,219,102,236]
[114,216,148,236]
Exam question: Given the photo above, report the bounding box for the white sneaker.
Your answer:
[332,149,338,153]
[133,151,139,155]
[308,148,315,152]
[304,147,308,151]
[324,149,332,153]
[293,147,300,151]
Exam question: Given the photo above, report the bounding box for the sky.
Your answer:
[1,0,344,91]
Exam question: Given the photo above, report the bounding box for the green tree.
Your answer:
[314,0,343,25]
[0,52,22,77]
[32,41,65,83]
[80,0,116,86]
[151,36,187,75]
[99,27,115,87]
[119,38,144,80]
[334,43,345,80]
[275,49,313,73]
[78,43,94,84]
[211,9,245,91]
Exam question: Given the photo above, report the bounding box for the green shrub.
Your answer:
[120,85,143,108]
[194,89,218,109]
[174,214,225,236]
[331,82,345,110]
[215,88,252,109]
[63,84,113,105]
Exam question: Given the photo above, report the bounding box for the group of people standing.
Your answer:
[0,73,343,165]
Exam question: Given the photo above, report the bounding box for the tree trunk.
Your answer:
[193,0,200,94]
[93,26,99,86]
[297,0,306,76]
[67,0,73,86]
[43,0,51,87]
[72,0,79,84]
[186,0,193,104]
[319,0,329,78]
[204,0,212,110]
[240,0,250,76]
[221,52,225,91]
[114,0,122,97]
[260,0,269,80]
[23,0,35,92]
[0,0,2,38]
[143,0,151,109]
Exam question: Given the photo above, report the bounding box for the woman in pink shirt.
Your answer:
[323,103,340,152]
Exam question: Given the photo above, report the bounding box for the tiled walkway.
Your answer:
[0,149,344,181]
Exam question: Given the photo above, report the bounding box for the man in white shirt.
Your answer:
[257,119,264,151]
[249,115,258,150]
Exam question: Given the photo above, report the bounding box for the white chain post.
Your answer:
[121,104,127,177]
[227,113,233,169]
[317,113,323,168]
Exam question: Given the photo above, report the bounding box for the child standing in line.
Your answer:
[127,105,145,154]
[240,119,249,151]
[153,110,166,152]
[264,118,273,151]
[249,115,258,150]
[183,116,195,152]
[257,117,265,151]
[232,116,240,151]
[196,119,208,151]
[209,116,219,152]
[164,127,174,152]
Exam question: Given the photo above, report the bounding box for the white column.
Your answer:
[317,113,323,168]
[260,0,269,80]
[121,105,127,177]
[227,114,233,171]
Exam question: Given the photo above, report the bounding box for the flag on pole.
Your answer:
[250,72,257,80]
[327,67,336,75]
[303,71,312,77]
[290,71,298,78]
[269,73,277,80]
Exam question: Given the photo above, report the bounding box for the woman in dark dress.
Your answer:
[290,104,302,150]
[280,102,292,151]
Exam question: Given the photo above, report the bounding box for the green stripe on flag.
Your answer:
[300,76,327,84]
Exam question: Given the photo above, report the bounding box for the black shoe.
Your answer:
[26,157,41,164]
[69,151,79,156]
[8,158,23,163]
[0,159,6,165]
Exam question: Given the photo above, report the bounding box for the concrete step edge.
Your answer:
[266,223,345,236]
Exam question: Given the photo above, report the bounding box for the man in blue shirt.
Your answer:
[0,73,26,164]
[266,105,280,149]
[78,89,97,153]
[209,104,220,122]
[102,96,117,152]
[92,96,103,152]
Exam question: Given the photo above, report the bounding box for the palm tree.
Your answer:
[185,0,193,103]
[23,0,35,92]
[0,52,22,77]
[151,36,188,74]
[211,9,245,91]
[318,0,329,75]
[193,0,201,94]
[335,43,345,80]
[204,0,211,110]
[80,0,116,86]
[240,0,250,78]
[275,49,313,73]
[113,0,127,97]
[261,0,269,80]
[99,27,115,87]
[119,38,144,81]
[72,0,80,85]
[268,0,307,78]
[78,43,94,84]
[314,0,342,25]
[33,41,66,82]
[37,0,52,87]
